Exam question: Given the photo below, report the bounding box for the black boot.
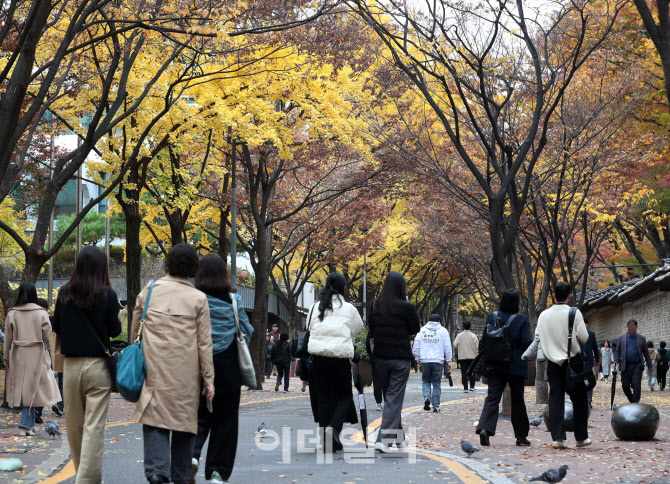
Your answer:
[479,430,490,446]
[516,437,531,447]
[148,475,163,484]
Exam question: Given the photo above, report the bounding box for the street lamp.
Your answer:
[363,246,386,324]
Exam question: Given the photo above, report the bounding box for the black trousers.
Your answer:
[621,363,644,403]
[658,367,668,390]
[547,359,589,442]
[459,359,476,390]
[193,345,241,481]
[311,356,357,438]
[476,372,528,438]
[371,361,383,405]
[143,425,195,484]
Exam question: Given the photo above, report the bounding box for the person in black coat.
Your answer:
[476,289,532,447]
[580,320,600,408]
[272,333,292,392]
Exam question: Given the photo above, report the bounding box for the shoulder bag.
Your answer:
[77,304,119,392]
[566,307,596,393]
[292,304,315,360]
[232,295,259,390]
[116,280,156,402]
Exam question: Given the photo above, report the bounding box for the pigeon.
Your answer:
[529,416,543,428]
[257,422,268,436]
[460,439,480,458]
[529,464,569,483]
[45,421,62,440]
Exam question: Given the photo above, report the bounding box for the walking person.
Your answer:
[272,333,292,392]
[131,243,215,484]
[366,332,384,411]
[476,289,532,447]
[265,333,274,380]
[191,253,253,484]
[658,341,668,391]
[581,320,600,408]
[36,298,64,417]
[614,319,653,403]
[646,341,661,391]
[412,314,452,413]
[307,272,363,451]
[534,282,591,449]
[52,247,122,482]
[600,341,613,382]
[5,283,60,436]
[410,338,419,373]
[453,321,479,392]
[368,272,420,453]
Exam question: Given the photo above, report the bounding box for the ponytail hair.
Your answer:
[318,272,347,321]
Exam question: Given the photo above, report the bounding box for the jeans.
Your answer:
[421,362,443,407]
[276,362,291,391]
[621,363,644,403]
[19,407,35,430]
[459,359,475,390]
[647,364,657,390]
[547,359,589,442]
[476,372,528,438]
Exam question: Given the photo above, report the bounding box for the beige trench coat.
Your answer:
[4,304,61,408]
[130,275,214,434]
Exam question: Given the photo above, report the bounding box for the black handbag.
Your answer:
[292,305,315,360]
[566,307,596,393]
[78,307,119,392]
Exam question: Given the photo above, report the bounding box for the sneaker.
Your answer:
[469,388,476,392]
[52,404,64,417]
[274,383,279,392]
[283,390,289,393]
[516,437,531,447]
[463,390,469,393]
[576,438,592,448]
[397,435,410,450]
[301,382,307,392]
[190,458,198,484]
[433,406,440,413]
[376,403,383,411]
[375,441,391,453]
[19,428,35,436]
[424,397,431,411]
[551,440,567,449]
[211,471,226,484]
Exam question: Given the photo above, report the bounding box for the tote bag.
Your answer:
[116,280,156,402]
[232,295,259,389]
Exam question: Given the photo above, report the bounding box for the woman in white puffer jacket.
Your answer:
[307,272,363,452]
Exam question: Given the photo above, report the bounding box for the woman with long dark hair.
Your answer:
[367,272,420,452]
[52,247,122,482]
[191,253,253,484]
[307,272,363,451]
[131,243,214,484]
[5,282,60,436]
[476,289,532,447]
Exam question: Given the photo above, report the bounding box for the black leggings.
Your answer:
[459,359,476,390]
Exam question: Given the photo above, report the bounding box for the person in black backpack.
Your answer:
[476,289,532,447]
[658,341,668,391]
[272,333,292,392]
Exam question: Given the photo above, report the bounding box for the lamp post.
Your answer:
[362,246,386,323]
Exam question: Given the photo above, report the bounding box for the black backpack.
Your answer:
[483,312,517,364]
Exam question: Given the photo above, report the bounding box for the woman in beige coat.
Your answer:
[131,243,215,484]
[4,282,60,436]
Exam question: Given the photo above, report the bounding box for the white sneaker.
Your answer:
[551,440,567,449]
[397,435,410,450]
[211,471,226,484]
[19,428,35,436]
[576,438,592,448]
[376,403,383,411]
[375,441,391,453]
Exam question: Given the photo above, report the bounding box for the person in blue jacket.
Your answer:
[192,254,253,484]
[476,289,532,447]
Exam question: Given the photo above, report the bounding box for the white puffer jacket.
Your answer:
[306,296,363,359]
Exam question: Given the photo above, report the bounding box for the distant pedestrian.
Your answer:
[368,272,420,453]
[614,319,653,403]
[52,247,122,482]
[269,324,280,342]
[453,321,479,392]
[307,272,363,451]
[265,333,274,379]
[272,333,292,392]
[5,283,60,436]
[412,314,452,413]
[476,289,532,447]
[192,253,253,484]
[131,243,215,484]
[657,341,668,391]
[410,337,418,373]
[580,320,600,408]
[600,340,613,382]
[534,282,590,449]
[647,341,661,391]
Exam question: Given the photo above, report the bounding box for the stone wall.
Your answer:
[585,289,670,346]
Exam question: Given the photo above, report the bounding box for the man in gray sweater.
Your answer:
[614,320,653,403]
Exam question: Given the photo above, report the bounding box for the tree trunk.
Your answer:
[118,193,143,341]
[501,385,512,416]
[249,227,273,389]
[535,359,549,404]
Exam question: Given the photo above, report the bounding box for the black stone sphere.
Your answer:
[611,403,660,441]
[542,400,591,432]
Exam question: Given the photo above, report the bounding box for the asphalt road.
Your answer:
[60,372,479,484]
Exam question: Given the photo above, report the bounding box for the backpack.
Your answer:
[483,312,517,364]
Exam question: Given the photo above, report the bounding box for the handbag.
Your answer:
[566,307,597,393]
[292,304,315,360]
[116,280,156,402]
[48,331,64,373]
[231,294,259,390]
[77,307,119,391]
